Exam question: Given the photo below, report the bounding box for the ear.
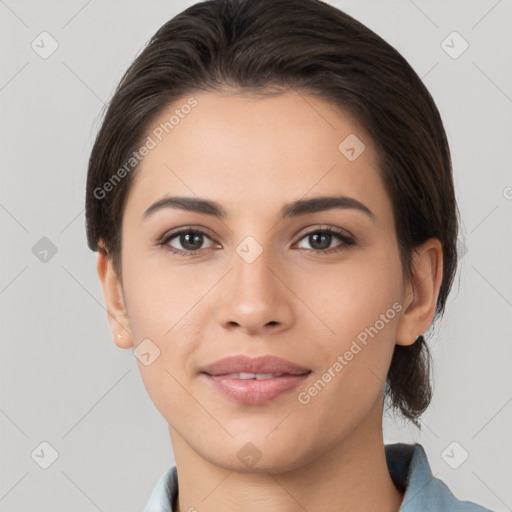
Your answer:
[96,246,134,349]
[396,238,443,346]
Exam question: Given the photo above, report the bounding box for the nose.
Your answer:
[215,242,295,336]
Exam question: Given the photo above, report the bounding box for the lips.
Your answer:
[222,372,285,380]
[200,355,311,405]
[200,355,311,377]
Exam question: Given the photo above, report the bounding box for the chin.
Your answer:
[199,435,313,475]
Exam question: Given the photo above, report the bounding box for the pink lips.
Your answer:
[200,355,311,405]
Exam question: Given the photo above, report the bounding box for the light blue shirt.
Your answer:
[144,443,493,511]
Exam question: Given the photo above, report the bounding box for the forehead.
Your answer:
[123,91,390,221]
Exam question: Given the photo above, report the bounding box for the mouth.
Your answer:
[200,355,312,405]
[221,372,288,380]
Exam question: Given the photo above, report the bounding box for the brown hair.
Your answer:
[85,0,459,424]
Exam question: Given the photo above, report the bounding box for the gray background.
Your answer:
[1,0,511,510]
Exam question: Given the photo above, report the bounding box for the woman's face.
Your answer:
[102,90,425,472]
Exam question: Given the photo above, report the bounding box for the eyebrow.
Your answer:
[143,195,374,221]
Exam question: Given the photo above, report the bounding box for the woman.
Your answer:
[85,0,493,510]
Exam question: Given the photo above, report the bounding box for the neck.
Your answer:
[170,399,403,512]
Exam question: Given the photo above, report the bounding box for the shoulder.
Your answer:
[144,465,178,512]
[385,443,494,512]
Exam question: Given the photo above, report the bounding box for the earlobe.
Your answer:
[396,238,443,347]
[96,248,134,349]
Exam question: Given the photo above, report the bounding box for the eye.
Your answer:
[158,227,218,255]
[294,226,355,253]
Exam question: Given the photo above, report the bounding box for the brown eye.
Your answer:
[296,228,355,253]
[159,228,218,255]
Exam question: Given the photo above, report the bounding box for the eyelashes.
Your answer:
[156,225,356,257]
[295,227,355,252]
[158,227,219,254]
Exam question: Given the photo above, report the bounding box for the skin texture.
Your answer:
[97,91,443,512]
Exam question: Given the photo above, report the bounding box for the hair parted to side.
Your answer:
[85,0,459,425]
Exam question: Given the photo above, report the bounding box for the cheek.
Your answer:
[295,263,403,432]
[121,258,208,420]
[122,251,213,340]
[121,252,219,399]
[301,248,403,342]
[304,246,404,400]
